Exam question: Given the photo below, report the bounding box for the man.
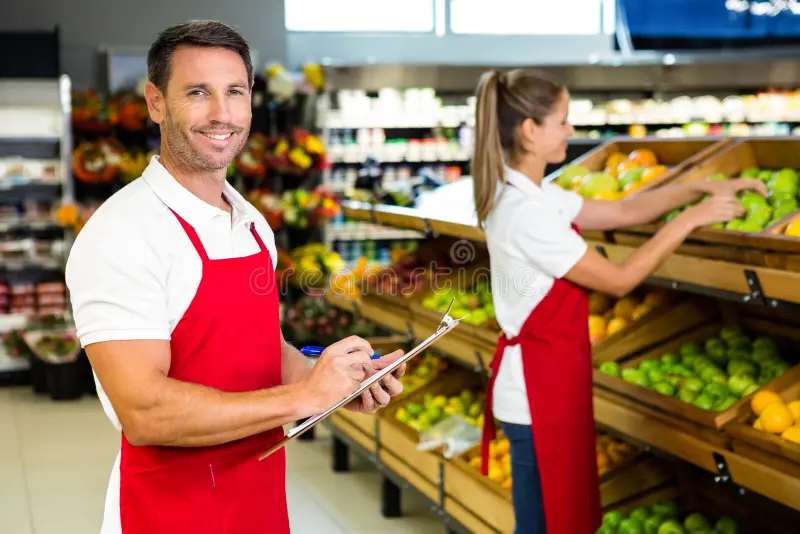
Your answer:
[66,20,406,534]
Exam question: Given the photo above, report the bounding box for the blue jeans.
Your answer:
[499,421,547,534]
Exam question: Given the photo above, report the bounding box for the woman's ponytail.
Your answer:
[473,70,506,228]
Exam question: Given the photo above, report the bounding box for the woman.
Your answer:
[474,69,765,534]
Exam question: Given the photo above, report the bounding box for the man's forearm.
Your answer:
[124,376,313,448]
[282,339,314,385]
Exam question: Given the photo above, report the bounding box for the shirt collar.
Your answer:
[142,156,255,230]
[504,166,544,198]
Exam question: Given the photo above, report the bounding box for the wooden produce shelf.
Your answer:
[723,449,800,513]
[329,412,377,454]
[548,136,732,198]
[594,312,800,431]
[594,388,728,473]
[618,137,800,252]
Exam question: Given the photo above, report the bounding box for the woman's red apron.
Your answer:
[481,225,601,534]
[118,209,289,534]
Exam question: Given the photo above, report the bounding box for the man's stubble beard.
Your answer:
[162,107,250,172]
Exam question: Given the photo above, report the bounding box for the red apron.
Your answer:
[481,225,601,534]
[119,209,289,534]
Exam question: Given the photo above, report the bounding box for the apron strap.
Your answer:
[248,222,269,253]
[168,208,210,262]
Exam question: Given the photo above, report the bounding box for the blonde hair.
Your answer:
[472,69,565,227]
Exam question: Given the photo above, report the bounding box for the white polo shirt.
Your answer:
[65,156,277,534]
[485,167,587,425]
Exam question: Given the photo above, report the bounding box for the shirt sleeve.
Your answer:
[505,204,588,279]
[543,182,584,222]
[65,212,170,348]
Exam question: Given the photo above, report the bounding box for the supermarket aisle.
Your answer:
[0,386,442,534]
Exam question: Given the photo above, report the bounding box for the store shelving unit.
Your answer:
[0,75,74,375]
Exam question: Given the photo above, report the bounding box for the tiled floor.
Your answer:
[0,386,443,534]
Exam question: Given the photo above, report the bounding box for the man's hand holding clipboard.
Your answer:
[259,298,466,460]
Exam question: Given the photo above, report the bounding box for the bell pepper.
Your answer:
[72,142,119,183]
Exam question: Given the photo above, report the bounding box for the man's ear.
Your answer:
[144,81,165,125]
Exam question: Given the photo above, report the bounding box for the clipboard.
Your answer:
[258,298,466,460]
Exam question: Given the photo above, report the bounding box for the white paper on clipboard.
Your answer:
[258,313,464,460]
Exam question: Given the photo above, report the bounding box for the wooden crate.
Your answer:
[378,370,483,485]
[619,137,800,252]
[724,368,800,466]
[329,412,377,453]
[547,137,731,196]
[444,439,671,534]
[594,312,800,430]
[592,294,716,365]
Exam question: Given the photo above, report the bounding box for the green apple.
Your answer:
[658,519,686,534]
[738,219,765,233]
[599,361,622,377]
[649,369,667,384]
[753,337,777,352]
[720,324,744,342]
[671,364,694,378]
[596,526,616,534]
[691,356,713,373]
[678,388,699,404]
[703,382,729,399]
[742,383,760,396]
[741,167,760,179]
[725,219,744,231]
[727,348,752,362]
[619,168,645,189]
[704,338,727,363]
[740,191,768,209]
[692,394,715,411]
[603,510,624,529]
[728,373,757,396]
[644,515,665,534]
[684,513,710,532]
[639,360,662,374]
[664,375,682,388]
[680,342,703,358]
[776,167,799,182]
[622,368,641,383]
[768,173,799,196]
[727,336,752,351]
[706,172,728,181]
[728,360,757,378]
[769,191,796,207]
[661,353,681,365]
[557,164,589,189]
[700,365,726,383]
[665,209,683,223]
[579,172,619,198]
[619,517,645,534]
[714,395,739,412]
[773,202,797,221]
[630,508,651,524]
[752,346,778,365]
[651,500,678,519]
[715,516,740,534]
[407,402,424,416]
[654,382,676,397]
[760,170,776,182]
[634,373,652,389]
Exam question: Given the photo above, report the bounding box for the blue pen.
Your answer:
[301,346,381,359]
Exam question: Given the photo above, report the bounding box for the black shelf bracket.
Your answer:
[743,269,766,306]
[369,204,379,225]
[405,320,417,344]
[595,244,608,258]
[713,452,731,484]
[423,218,439,240]
[474,350,489,377]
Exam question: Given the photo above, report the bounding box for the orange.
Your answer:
[786,219,800,238]
[787,400,800,422]
[629,124,648,138]
[761,402,794,434]
[641,165,669,184]
[781,425,800,444]
[606,317,629,336]
[588,292,613,315]
[751,390,783,416]
[502,478,513,491]
[644,290,668,308]
[495,439,510,457]
[604,153,628,176]
[631,303,653,321]
[469,456,482,470]
[628,148,659,167]
[617,159,642,175]
[623,181,644,193]
[589,315,607,342]
[593,190,620,201]
[488,464,506,485]
[613,297,639,320]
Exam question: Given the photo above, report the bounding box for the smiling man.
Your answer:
[65,20,406,534]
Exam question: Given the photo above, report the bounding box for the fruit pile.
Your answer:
[398,353,450,396]
[421,282,496,328]
[599,325,792,411]
[663,168,800,233]
[394,388,485,433]
[467,436,512,490]
[598,503,740,534]
[556,149,669,200]
[749,390,800,444]
[589,290,666,344]
[368,248,448,298]
[464,431,639,494]
[282,295,374,346]
[596,432,640,476]
[289,244,346,288]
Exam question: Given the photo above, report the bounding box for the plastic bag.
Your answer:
[417,414,482,459]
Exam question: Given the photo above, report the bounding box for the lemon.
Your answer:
[787,400,800,423]
[781,425,800,444]
[751,390,782,416]
[762,403,794,435]
[785,219,800,237]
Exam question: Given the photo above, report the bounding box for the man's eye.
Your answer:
[230,89,244,96]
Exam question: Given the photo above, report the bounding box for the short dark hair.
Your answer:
[147,20,254,92]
